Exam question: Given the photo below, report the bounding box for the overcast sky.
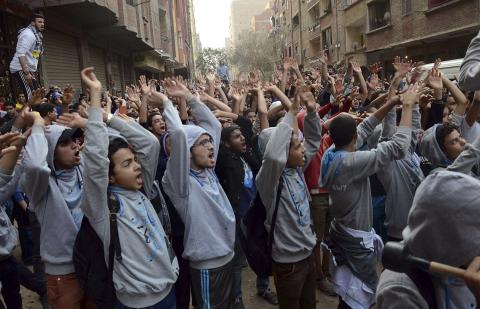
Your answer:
[193,0,232,49]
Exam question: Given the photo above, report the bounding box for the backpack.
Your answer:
[73,194,122,309]
[238,179,283,278]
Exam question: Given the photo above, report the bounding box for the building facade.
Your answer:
[0,0,196,100]
[229,0,270,48]
[271,0,480,70]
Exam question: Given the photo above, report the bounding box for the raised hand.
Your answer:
[393,56,413,78]
[427,68,443,90]
[163,78,193,101]
[369,62,383,74]
[80,67,102,92]
[62,85,75,105]
[283,57,292,71]
[400,83,421,106]
[300,91,316,112]
[351,59,362,74]
[318,50,328,64]
[139,75,150,95]
[28,87,47,106]
[57,113,87,129]
[126,86,140,103]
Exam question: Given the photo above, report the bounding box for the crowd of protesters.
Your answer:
[2,12,480,309]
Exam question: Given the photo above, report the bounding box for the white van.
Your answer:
[420,58,463,80]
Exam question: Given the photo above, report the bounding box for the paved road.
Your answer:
[17,264,339,309]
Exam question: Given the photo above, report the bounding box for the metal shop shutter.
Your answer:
[88,45,107,88]
[42,30,81,91]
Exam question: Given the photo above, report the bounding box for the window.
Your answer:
[126,0,135,6]
[428,0,453,9]
[341,0,360,9]
[322,27,332,49]
[368,0,390,31]
[402,0,412,16]
[322,0,332,13]
[292,14,299,28]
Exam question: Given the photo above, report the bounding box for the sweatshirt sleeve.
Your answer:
[344,127,412,183]
[357,115,381,147]
[81,107,109,223]
[109,116,160,198]
[256,113,294,206]
[0,164,25,203]
[19,125,50,209]
[446,134,480,175]
[303,110,321,170]
[16,30,36,58]
[380,107,397,142]
[459,31,480,91]
[161,100,189,199]
[187,96,222,161]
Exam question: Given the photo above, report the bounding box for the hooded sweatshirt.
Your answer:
[320,115,412,231]
[459,30,480,91]
[256,110,321,263]
[376,105,425,239]
[0,164,25,259]
[376,171,480,308]
[20,124,84,275]
[80,107,178,308]
[420,123,480,177]
[162,97,235,270]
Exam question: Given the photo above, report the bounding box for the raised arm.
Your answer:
[68,67,110,222]
[459,31,480,91]
[300,91,321,169]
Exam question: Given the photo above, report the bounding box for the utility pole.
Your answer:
[298,0,303,65]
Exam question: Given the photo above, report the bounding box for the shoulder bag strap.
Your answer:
[267,178,284,255]
[108,194,122,274]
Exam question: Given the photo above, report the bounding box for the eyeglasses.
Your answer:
[194,137,214,148]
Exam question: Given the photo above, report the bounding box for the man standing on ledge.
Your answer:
[10,13,45,100]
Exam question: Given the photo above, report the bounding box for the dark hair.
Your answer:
[38,103,56,117]
[243,108,254,118]
[4,101,15,108]
[147,112,162,128]
[435,123,459,153]
[30,13,44,22]
[221,124,240,144]
[329,115,357,148]
[108,138,130,176]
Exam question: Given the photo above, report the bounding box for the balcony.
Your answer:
[367,0,391,32]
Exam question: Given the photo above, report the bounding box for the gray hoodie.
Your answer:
[0,164,25,259]
[418,124,451,169]
[419,123,480,177]
[320,115,412,231]
[256,110,321,263]
[80,107,178,308]
[376,171,479,308]
[162,97,236,270]
[459,30,480,91]
[20,124,84,275]
[377,105,425,239]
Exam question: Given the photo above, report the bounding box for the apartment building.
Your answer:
[272,0,480,69]
[229,0,270,48]
[0,0,196,99]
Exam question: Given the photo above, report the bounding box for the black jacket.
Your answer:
[215,144,260,217]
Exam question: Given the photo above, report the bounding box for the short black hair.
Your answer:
[147,112,162,128]
[108,138,130,176]
[30,13,44,22]
[243,108,254,117]
[38,103,56,118]
[4,101,15,108]
[435,123,459,153]
[329,115,357,148]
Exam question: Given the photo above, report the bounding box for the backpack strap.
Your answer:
[267,178,284,256]
[108,194,122,275]
[406,268,437,309]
